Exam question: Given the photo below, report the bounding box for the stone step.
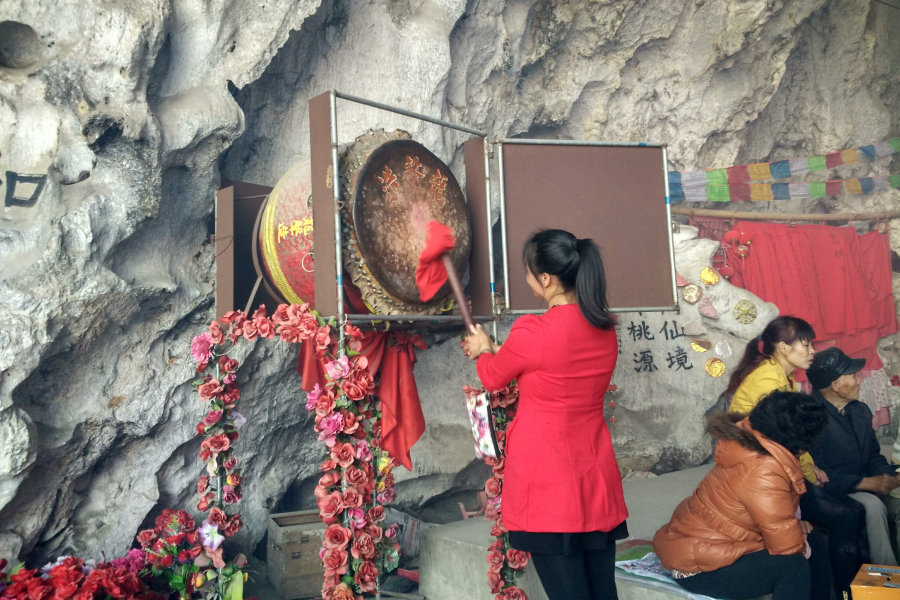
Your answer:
[419,463,772,600]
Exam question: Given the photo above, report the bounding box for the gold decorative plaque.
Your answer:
[732,299,758,324]
[705,357,726,377]
[700,267,720,285]
[682,284,702,304]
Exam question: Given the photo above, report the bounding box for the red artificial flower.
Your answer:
[490,522,504,537]
[298,314,319,340]
[322,548,349,577]
[241,320,259,341]
[198,447,212,462]
[218,356,239,373]
[315,326,332,357]
[340,379,367,402]
[222,485,240,504]
[342,487,363,509]
[487,569,503,594]
[177,550,191,563]
[502,586,528,600]
[492,457,505,478]
[485,476,502,498]
[226,472,242,486]
[323,524,352,550]
[226,431,239,441]
[506,549,529,570]
[486,549,505,573]
[345,467,367,488]
[197,380,224,401]
[204,433,231,454]
[223,514,243,537]
[209,321,225,345]
[317,491,343,522]
[195,422,207,436]
[197,475,209,495]
[208,507,228,526]
[272,305,291,326]
[367,506,385,522]
[159,554,174,568]
[484,503,499,521]
[255,317,275,340]
[166,533,186,546]
[354,560,378,593]
[223,456,238,470]
[137,529,156,548]
[341,412,360,435]
[363,524,383,542]
[315,390,337,419]
[351,532,376,559]
[321,459,337,472]
[330,443,356,468]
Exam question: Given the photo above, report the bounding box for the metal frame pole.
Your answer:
[330,91,346,351]
[498,138,664,148]
[334,92,487,137]
[662,146,678,310]
[483,140,498,340]
[497,143,511,315]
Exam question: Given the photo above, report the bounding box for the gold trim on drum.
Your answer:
[261,189,304,305]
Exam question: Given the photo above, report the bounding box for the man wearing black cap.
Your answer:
[807,346,900,565]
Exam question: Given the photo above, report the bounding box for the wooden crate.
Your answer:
[267,510,327,599]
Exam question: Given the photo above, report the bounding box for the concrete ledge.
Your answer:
[420,464,771,600]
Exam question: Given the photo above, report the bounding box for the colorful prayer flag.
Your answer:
[748,163,773,181]
[750,184,773,201]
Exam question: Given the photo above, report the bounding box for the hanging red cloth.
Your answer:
[720,221,897,372]
[297,329,426,470]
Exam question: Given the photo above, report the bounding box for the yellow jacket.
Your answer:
[729,357,817,483]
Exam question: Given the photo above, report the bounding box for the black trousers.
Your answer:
[799,483,869,595]
[530,543,618,600]
[676,530,831,600]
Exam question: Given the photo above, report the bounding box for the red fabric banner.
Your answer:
[298,330,426,470]
[724,222,897,372]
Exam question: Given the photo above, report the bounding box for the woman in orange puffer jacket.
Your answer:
[654,391,831,600]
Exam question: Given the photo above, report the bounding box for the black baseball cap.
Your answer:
[807,347,866,390]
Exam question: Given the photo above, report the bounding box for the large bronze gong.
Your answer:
[342,133,471,315]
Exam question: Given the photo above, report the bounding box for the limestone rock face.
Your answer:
[1,0,899,567]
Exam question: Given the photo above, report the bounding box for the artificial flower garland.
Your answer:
[0,303,400,600]
[189,304,400,600]
[463,385,529,600]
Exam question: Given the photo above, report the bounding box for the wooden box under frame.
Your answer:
[266,509,327,599]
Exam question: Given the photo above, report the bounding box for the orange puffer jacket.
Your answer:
[653,413,807,574]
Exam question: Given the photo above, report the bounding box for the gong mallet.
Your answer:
[415,220,474,330]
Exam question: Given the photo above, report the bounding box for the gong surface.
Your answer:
[351,139,470,307]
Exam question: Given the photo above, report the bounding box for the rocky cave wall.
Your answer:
[0,0,899,567]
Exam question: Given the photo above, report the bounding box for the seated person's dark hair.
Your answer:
[748,391,827,455]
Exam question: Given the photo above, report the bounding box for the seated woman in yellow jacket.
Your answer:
[727,315,869,599]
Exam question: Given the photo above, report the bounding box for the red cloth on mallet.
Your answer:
[416,221,456,302]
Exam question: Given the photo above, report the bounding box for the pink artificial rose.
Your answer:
[318,491,344,522]
[323,524,352,550]
[202,410,223,426]
[384,523,399,539]
[191,332,213,364]
[223,456,238,470]
[222,485,239,504]
[318,412,344,447]
[503,586,528,600]
[322,548,349,578]
[486,549,504,573]
[377,488,396,504]
[306,384,323,411]
[298,313,319,340]
[354,560,378,593]
[325,356,351,381]
[367,506,385,523]
[488,570,503,594]
[350,532,376,559]
[315,326,332,355]
[346,467,367,488]
[342,487,363,509]
[342,412,360,435]
[346,507,365,530]
[354,440,372,462]
[485,476,502,498]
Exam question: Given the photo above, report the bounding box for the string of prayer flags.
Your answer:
[669,173,900,203]
[669,137,900,190]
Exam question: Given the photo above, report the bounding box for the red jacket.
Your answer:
[477,305,627,532]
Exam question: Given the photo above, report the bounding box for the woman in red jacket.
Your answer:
[464,229,627,600]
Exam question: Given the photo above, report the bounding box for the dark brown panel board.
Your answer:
[500,143,674,311]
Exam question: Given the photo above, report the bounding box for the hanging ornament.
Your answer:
[705,357,727,378]
[732,299,758,324]
[698,297,720,319]
[691,338,712,352]
[682,284,702,304]
[716,340,734,358]
[723,230,740,244]
[719,264,735,279]
[700,267,720,285]
[736,244,751,259]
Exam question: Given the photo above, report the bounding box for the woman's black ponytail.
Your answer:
[523,229,616,330]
